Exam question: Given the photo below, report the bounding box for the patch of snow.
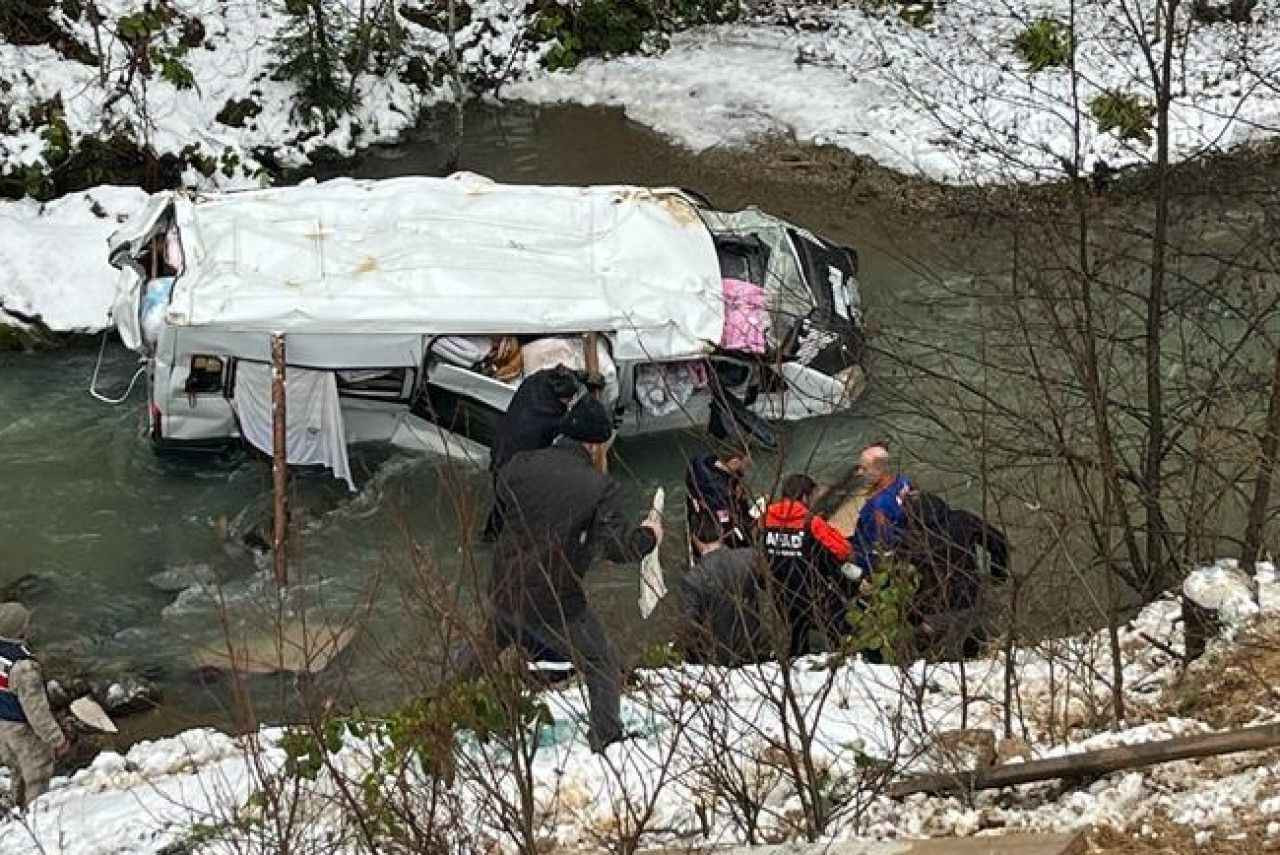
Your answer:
[1186,560,1261,628]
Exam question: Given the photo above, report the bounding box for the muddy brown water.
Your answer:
[0,103,1084,745]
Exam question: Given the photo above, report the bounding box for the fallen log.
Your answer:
[891,721,1280,799]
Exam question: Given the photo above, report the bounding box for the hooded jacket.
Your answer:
[684,453,753,547]
[761,499,852,582]
[490,366,580,472]
[0,603,64,746]
[491,439,657,622]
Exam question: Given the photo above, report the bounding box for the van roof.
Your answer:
[154,174,725,362]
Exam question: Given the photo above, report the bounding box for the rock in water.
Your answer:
[0,573,55,602]
[148,563,217,593]
[92,677,161,717]
[161,584,219,619]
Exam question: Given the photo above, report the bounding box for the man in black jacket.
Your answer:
[684,439,753,550]
[482,365,582,541]
[457,396,663,753]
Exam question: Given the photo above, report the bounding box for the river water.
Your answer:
[0,104,948,739]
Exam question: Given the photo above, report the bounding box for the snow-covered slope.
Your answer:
[0,0,542,189]
[1,561,1275,854]
[509,2,1280,182]
[0,186,149,333]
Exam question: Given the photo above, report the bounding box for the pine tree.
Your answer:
[271,0,354,126]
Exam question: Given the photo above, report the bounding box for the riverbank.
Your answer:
[1,560,1275,854]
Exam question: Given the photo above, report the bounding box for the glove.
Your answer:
[839,563,863,583]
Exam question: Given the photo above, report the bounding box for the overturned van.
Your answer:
[104,173,866,488]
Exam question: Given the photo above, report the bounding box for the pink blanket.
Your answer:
[720,278,767,354]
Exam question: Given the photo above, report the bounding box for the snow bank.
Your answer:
[2,561,1275,854]
[0,728,285,855]
[0,186,150,332]
[508,2,1280,182]
[0,0,545,189]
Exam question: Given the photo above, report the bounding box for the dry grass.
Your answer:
[1160,616,1280,728]
[1088,816,1279,854]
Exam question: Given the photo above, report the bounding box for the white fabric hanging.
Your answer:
[232,362,355,491]
[639,488,667,619]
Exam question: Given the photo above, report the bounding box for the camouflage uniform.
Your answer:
[0,603,66,808]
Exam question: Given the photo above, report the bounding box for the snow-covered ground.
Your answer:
[509,2,1280,182]
[2,560,1275,854]
[5,0,1278,189]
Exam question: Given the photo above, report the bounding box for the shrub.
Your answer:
[1013,18,1073,72]
[1089,90,1156,146]
[845,557,918,664]
[535,0,739,72]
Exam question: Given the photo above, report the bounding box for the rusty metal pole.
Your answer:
[271,333,288,587]
[582,331,608,473]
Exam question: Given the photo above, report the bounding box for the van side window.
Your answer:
[185,356,225,395]
[336,368,411,400]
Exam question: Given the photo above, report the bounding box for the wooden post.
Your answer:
[582,331,608,473]
[271,333,288,587]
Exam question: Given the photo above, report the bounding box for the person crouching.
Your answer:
[677,510,766,666]
[0,603,69,809]
[760,474,860,656]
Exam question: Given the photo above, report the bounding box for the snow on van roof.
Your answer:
[164,173,724,361]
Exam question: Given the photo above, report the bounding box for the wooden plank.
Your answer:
[637,830,1085,855]
[193,618,356,675]
[891,722,1280,798]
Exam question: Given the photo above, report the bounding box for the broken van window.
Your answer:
[185,356,225,395]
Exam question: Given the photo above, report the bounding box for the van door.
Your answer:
[106,193,176,351]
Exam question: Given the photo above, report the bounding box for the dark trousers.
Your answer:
[452,607,623,752]
[771,567,852,656]
[482,472,505,542]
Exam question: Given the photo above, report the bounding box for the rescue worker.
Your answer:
[684,439,754,550]
[761,474,858,655]
[849,442,914,575]
[677,510,765,666]
[0,602,69,809]
[482,364,583,541]
[456,396,663,753]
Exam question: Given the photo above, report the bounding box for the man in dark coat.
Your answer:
[678,510,765,666]
[899,490,1009,659]
[684,439,753,550]
[457,396,662,753]
[482,365,582,541]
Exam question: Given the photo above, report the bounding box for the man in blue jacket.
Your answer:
[849,443,913,575]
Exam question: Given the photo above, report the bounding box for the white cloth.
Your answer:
[232,362,355,491]
[639,488,667,619]
[521,336,620,404]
